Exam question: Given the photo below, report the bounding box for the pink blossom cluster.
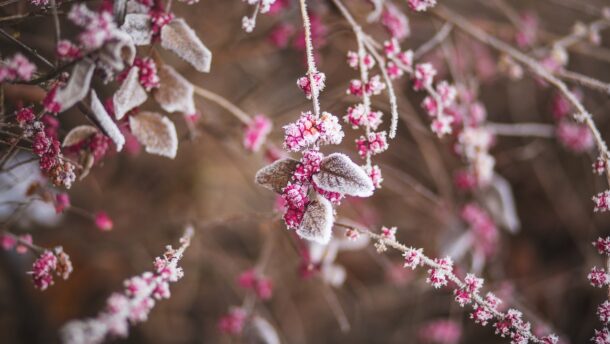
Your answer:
[0,53,36,82]
[237,269,273,300]
[381,3,410,41]
[343,104,382,130]
[55,193,71,213]
[552,91,594,153]
[407,0,437,12]
[67,4,118,51]
[218,307,248,335]
[297,71,325,99]
[515,12,539,48]
[95,211,114,231]
[356,131,388,158]
[461,203,499,257]
[1,233,32,253]
[283,111,343,152]
[243,115,273,152]
[418,319,462,344]
[587,235,610,343]
[57,40,82,61]
[30,247,73,291]
[121,57,160,91]
[347,75,386,97]
[61,228,193,344]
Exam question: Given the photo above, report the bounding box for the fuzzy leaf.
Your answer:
[254,158,299,193]
[90,91,125,152]
[114,66,148,120]
[62,125,98,147]
[55,60,95,112]
[125,0,149,14]
[129,112,178,158]
[120,13,152,46]
[243,316,280,344]
[313,153,374,197]
[153,65,196,114]
[97,31,136,73]
[297,194,334,245]
[482,174,521,233]
[160,18,212,73]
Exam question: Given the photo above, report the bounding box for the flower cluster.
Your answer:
[461,203,499,258]
[283,111,343,152]
[61,228,193,344]
[241,0,277,32]
[237,268,273,300]
[407,0,437,12]
[67,4,118,51]
[243,115,273,152]
[218,307,248,335]
[1,233,32,253]
[587,235,610,343]
[118,57,161,92]
[30,247,73,291]
[0,53,36,82]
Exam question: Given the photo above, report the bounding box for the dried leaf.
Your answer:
[90,90,125,152]
[481,174,521,233]
[120,13,152,46]
[153,65,196,114]
[254,158,299,193]
[243,316,280,344]
[297,194,334,245]
[160,18,212,73]
[114,66,148,120]
[97,31,136,73]
[54,60,95,112]
[62,125,99,147]
[313,153,374,197]
[129,111,178,158]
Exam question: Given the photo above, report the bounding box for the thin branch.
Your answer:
[298,0,321,117]
[486,122,555,138]
[192,85,252,125]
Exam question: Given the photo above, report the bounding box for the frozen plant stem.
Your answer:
[298,0,321,117]
[192,85,252,125]
[486,122,555,138]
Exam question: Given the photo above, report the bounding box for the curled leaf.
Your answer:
[153,65,196,114]
[243,316,280,344]
[161,18,212,73]
[313,153,374,197]
[97,31,136,73]
[114,66,148,120]
[129,111,178,158]
[62,125,98,147]
[90,91,125,152]
[254,158,299,193]
[120,13,152,46]
[54,59,95,112]
[297,193,334,245]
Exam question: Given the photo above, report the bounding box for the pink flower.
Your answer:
[356,131,388,158]
[30,251,58,291]
[383,38,400,57]
[1,234,16,251]
[55,193,71,214]
[367,164,383,189]
[593,191,610,212]
[16,234,32,254]
[454,170,477,190]
[381,3,410,41]
[150,10,174,37]
[594,237,610,256]
[6,54,37,81]
[556,120,594,153]
[268,23,295,48]
[283,111,321,151]
[413,63,437,91]
[16,107,35,125]
[293,149,323,183]
[243,115,273,152]
[598,301,610,323]
[95,211,114,231]
[461,204,498,257]
[381,226,397,241]
[592,328,610,344]
[343,104,382,130]
[418,319,462,344]
[56,40,81,61]
[588,266,610,288]
[407,0,437,12]
[297,72,326,99]
[397,50,413,68]
[426,257,453,288]
[515,12,538,48]
[593,156,607,176]
[133,57,160,91]
[282,183,309,211]
[218,307,247,335]
[471,306,493,326]
[387,61,403,80]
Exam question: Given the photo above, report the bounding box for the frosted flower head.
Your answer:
[592,328,610,344]
[244,115,273,152]
[381,3,410,41]
[356,131,388,158]
[598,300,610,324]
[589,266,610,287]
[556,120,594,153]
[367,164,383,189]
[297,72,325,99]
[407,0,437,12]
[403,247,423,269]
[95,211,114,231]
[218,307,247,335]
[593,191,610,212]
[593,156,607,176]
[283,111,320,151]
[383,39,400,57]
[413,63,436,91]
[30,251,58,290]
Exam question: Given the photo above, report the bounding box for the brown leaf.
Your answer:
[62,125,98,147]
[129,111,178,158]
[297,194,334,244]
[90,90,125,152]
[54,60,95,112]
[153,65,196,114]
[120,13,152,46]
[254,158,299,193]
[312,153,374,197]
[114,66,148,120]
[160,18,212,73]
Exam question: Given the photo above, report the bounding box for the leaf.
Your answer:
[97,31,136,73]
[254,158,299,193]
[160,18,212,73]
[243,316,280,344]
[78,152,95,181]
[54,59,95,112]
[90,90,125,152]
[129,111,178,158]
[62,125,98,147]
[120,13,152,46]
[481,173,521,233]
[312,153,374,197]
[114,66,148,120]
[297,194,334,245]
[153,65,196,114]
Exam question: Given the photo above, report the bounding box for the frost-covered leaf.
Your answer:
[321,263,346,287]
[481,174,521,233]
[313,153,374,197]
[243,316,280,344]
[129,112,178,158]
[120,13,152,46]
[113,0,127,25]
[160,18,212,73]
[55,60,95,112]
[153,65,195,114]
[125,0,149,14]
[97,31,136,73]
[114,66,147,120]
[297,194,334,245]
[254,158,299,193]
[62,125,98,147]
[90,90,125,152]
[79,152,95,181]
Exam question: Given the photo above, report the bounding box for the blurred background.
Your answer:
[2,0,610,343]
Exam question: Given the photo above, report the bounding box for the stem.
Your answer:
[192,85,251,125]
[486,122,555,138]
[298,0,321,117]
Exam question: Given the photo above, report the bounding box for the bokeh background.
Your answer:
[2,0,610,342]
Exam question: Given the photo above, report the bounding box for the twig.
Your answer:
[192,85,251,125]
[414,22,453,59]
[486,122,555,138]
[298,0,321,117]
[554,68,610,95]
[0,28,54,69]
